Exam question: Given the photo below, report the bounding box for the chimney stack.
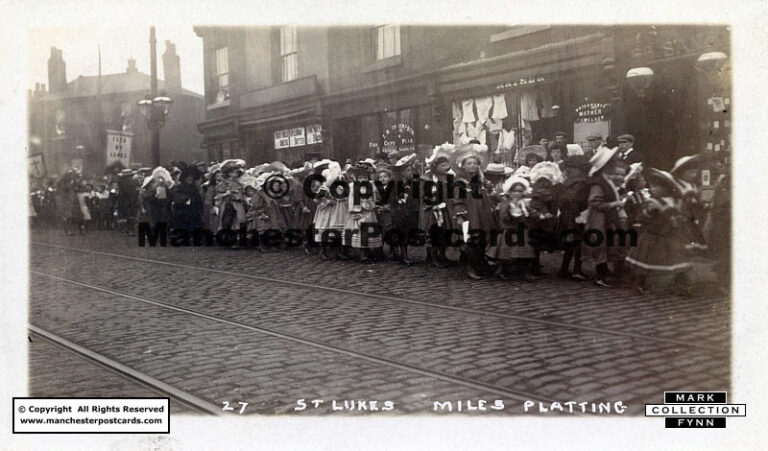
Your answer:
[127,56,137,73]
[47,47,67,94]
[162,40,182,93]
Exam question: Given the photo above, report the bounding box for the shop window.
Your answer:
[362,114,381,156]
[280,26,298,82]
[374,25,401,60]
[214,47,230,104]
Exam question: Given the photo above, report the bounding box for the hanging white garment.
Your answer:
[475,122,487,145]
[452,100,462,121]
[465,121,480,140]
[461,99,476,123]
[488,118,503,132]
[491,94,508,119]
[496,128,516,152]
[520,92,539,121]
[475,96,493,125]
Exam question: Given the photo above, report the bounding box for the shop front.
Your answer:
[198,116,242,163]
[324,78,436,164]
[240,114,326,167]
[434,32,613,167]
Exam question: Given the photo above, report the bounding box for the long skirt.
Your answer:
[344,211,383,249]
[625,230,692,273]
[314,201,348,244]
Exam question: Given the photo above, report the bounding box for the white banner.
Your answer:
[106,130,133,167]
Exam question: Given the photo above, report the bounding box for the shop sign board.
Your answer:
[574,103,610,123]
[274,129,291,149]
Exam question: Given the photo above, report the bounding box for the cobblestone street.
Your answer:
[28,229,730,416]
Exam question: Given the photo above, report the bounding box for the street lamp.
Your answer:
[138,93,173,167]
[137,25,175,167]
[626,67,654,98]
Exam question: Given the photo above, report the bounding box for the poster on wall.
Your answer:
[306,124,323,145]
[289,127,306,147]
[105,130,133,167]
[274,130,290,149]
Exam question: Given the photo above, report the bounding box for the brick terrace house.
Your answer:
[28,43,205,179]
[194,25,729,170]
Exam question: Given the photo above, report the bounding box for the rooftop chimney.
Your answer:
[162,40,181,93]
[47,47,67,94]
[127,56,137,73]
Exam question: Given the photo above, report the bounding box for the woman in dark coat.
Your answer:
[170,167,204,233]
[117,170,140,235]
[451,144,497,279]
[419,144,457,268]
[390,154,420,265]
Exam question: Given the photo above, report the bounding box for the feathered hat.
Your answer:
[321,162,343,187]
[221,159,247,174]
[142,166,175,188]
[502,175,532,194]
[530,161,565,185]
[239,174,260,191]
[247,163,270,177]
[451,143,488,172]
[425,143,455,166]
[513,165,532,180]
[267,161,290,174]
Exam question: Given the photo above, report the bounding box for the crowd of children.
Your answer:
[30,133,730,295]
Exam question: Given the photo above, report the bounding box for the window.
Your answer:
[374,25,401,60]
[280,26,298,82]
[214,47,230,103]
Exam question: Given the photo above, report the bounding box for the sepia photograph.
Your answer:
[2,1,767,449]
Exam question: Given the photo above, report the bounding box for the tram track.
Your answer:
[31,241,727,354]
[31,270,559,405]
[28,324,222,415]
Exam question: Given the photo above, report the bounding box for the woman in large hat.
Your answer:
[451,143,497,279]
[169,166,204,234]
[419,143,456,268]
[625,168,693,295]
[139,166,174,228]
[214,160,247,241]
[390,153,420,265]
[582,146,626,288]
[313,162,348,260]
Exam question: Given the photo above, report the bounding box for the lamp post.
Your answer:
[138,26,173,167]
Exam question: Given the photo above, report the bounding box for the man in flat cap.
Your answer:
[585,133,605,157]
[617,134,643,164]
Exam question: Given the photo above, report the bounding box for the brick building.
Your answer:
[28,43,205,179]
[193,25,730,170]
